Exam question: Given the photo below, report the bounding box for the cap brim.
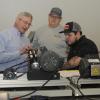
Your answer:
[59,30,65,33]
[49,13,61,18]
[59,30,71,35]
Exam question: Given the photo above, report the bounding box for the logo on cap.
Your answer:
[64,24,70,30]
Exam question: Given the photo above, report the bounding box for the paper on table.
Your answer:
[59,70,80,77]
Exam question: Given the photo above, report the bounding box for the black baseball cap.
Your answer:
[59,21,82,34]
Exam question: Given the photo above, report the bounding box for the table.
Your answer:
[0,73,72,99]
[0,70,100,99]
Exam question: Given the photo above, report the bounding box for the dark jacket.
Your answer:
[67,35,99,60]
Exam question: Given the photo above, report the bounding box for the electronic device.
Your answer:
[3,46,64,80]
[2,58,28,80]
[27,69,60,80]
[89,58,100,78]
[3,68,17,80]
[79,55,100,78]
[27,47,64,80]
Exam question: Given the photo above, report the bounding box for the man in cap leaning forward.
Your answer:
[60,21,99,69]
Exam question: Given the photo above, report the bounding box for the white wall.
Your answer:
[0,0,100,50]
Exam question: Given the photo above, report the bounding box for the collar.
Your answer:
[13,26,24,37]
[70,35,86,47]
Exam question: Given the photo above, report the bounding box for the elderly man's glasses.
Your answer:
[19,18,32,26]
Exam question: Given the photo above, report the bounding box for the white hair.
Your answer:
[17,12,33,20]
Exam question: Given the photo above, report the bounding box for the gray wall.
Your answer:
[0,0,100,51]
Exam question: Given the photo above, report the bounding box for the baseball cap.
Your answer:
[49,7,62,17]
[59,21,82,34]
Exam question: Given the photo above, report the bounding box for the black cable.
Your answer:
[3,50,33,80]
[67,77,98,100]
[0,60,29,74]
[9,49,64,99]
[66,84,75,97]
[15,64,27,79]
[16,72,26,79]
[10,71,58,100]
[3,49,38,80]
[76,77,84,96]
[8,60,29,69]
[76,77,98,100]
[3,60,29,80]
[3,49,34,72]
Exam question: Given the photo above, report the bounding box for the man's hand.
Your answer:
[62,56,81,70]
[68,56,81,66]
[20,44,33,55]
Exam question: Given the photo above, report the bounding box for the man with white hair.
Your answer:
[0,12,33,72]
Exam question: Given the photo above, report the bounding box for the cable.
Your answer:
[76,77,98,100]
[67,76,98,100]
[8,60,28,69]
[3,60,29,80]
[15,63,28,79]
[3,49,35,73]
[10,71,58,100]
[0,60,29,74]
[3,50,33,80]
[16,72,26,79]
[66,84,75,97]
[9,49,64,99]
[76,77,84,96]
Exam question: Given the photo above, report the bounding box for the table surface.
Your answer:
[0,73,71,88]
[0,71,100,98]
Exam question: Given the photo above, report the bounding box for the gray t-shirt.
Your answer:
[32,25,68,58]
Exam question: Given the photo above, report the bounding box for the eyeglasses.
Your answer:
[19,18,32,26]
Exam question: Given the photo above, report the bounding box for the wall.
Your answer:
[0,0,100,50]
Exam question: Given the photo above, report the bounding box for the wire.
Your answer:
[14,59,28,79]
[0,60,29,74]
[10,71,58,100]
[10,49,64,99]
[66,84,75,97]
[3,49,35,72]
[76,77,84,96]
[16,72,26,79]
[76,77,98,100]
[67,77,98,100]
[9,60,29,69]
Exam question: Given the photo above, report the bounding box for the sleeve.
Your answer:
[0,35,21,64]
